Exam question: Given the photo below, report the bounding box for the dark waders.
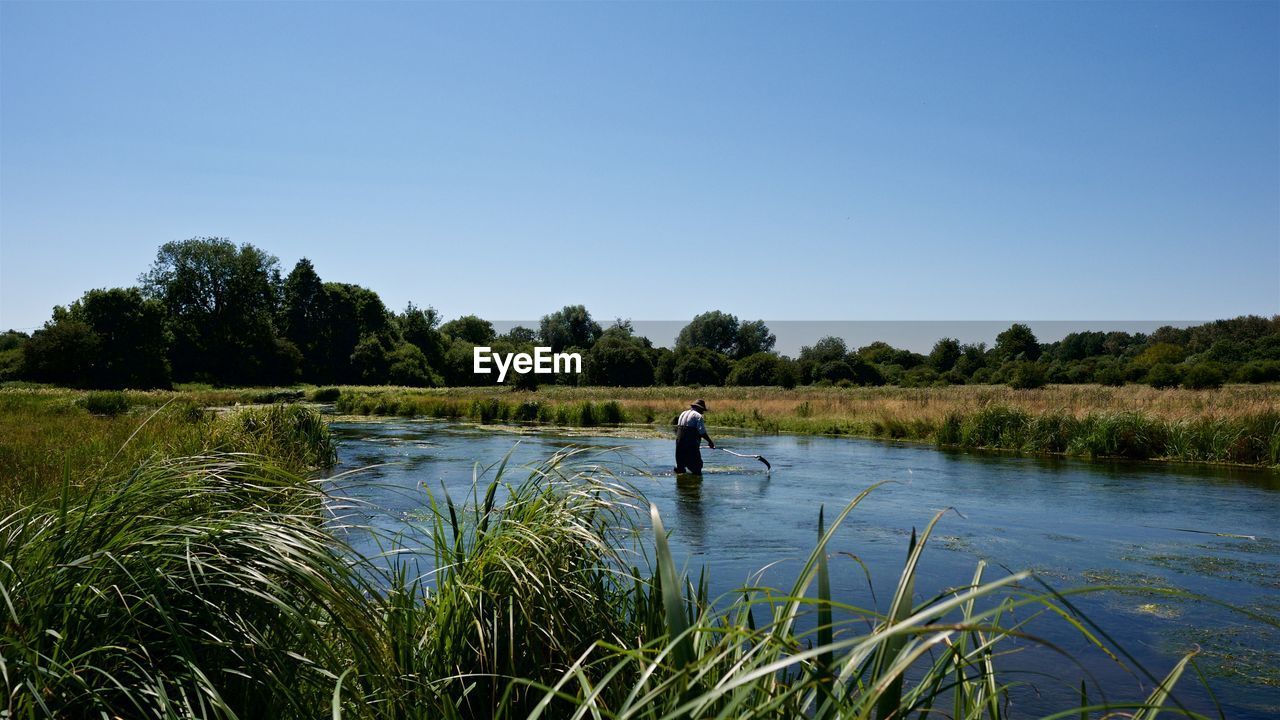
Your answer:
[674,424,703,475]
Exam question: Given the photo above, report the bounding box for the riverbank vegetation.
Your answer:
[4,383,1276,467]
[0,390,335,502]
[330,384,1280,467]
[4,237,1278,394]
[2,422,1219,717]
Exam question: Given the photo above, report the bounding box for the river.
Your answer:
[328,419,1280,719]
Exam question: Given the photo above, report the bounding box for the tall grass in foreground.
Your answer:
[3,446,1223,718]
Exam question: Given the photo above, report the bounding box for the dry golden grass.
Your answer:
[335,383,1280,425]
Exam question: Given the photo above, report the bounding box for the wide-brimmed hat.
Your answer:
[690,399,708,412]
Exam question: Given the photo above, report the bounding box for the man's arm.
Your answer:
[699,418,715,448]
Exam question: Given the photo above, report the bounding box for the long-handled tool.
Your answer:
[715,447,771,471]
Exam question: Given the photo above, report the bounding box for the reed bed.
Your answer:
[1,441,1222,719]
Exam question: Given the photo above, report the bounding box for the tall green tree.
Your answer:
[22,289,170,388]
[440,315,496,345]
[0,331,27,381]
[282,259,328,378]
[319,282,392,383]
[140,237,294,384]
[584,325,654,387]
[994,323,1041,362]
[73,288,171,388]
[396,303,445,368]
[21,315,99,387]
[675,311,739,356]
[539,305,601,353]
[928,337,961,372]
[733,319,776,359]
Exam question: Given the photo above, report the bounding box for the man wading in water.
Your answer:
[674,399,715,475]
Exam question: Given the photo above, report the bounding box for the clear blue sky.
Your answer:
[2,1,1277,335]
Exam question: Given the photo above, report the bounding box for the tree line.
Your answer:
[2,237,1277,391]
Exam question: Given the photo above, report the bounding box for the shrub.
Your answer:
[1146,363,1182,389]
[81,391,130,416]
[1233,360,1280,384]
[1007,361,1047,389]
[900,366,943,388]
[387,342,437,387]
[672,348,730,386]
[1095,363,1126,387]
[1182,362,1226,390]
[310,387,342,402]
[727,352,797,388]
[818,360,855,383]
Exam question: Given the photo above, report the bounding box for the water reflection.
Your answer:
[674,475,706,549]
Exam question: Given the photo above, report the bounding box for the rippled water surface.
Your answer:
[328,419,1280,719]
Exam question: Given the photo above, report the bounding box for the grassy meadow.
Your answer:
[0,388,334,503]
[0,393,1224,718]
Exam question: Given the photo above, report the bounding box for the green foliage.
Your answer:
[19,233,1280,391]
[499,324,538,344]
[388,341,439,387]
[802,336,848,364]
[1146,363,1182,389]
[1053,330,1109,361]
[1134,342,1187,370]
[733,319,776,358]
[441,337,482,386]
[440,314,496,345]
[674,312,774,360]
[81,391,131,416]
[672,347,731,386]
[72,288,172,388]
[653,347,676,386]
[1234,360,1280,383]
[1095,359,1127,386]
[1182,362,1226,390]
[817,359,856,383]
[798,336,848,383]
[1007,360,1048,389]
[1068,412,1167,459]
[727,352,798,388]
[349,333,396,384]
[21,317,99,386]
[953,342,988,377]
[928,337,961,371]
[675,310,740,355]
[539,305,601,353]
[584,332,655,386]
[313,282,393,383]
[140,237,293,385]
[396,302,445,366]
[900,365,944,388]
[857,341,925,369]
[0,331,28,382]
[282,258,328,376]
[310,387,342,402]
[994,323,1041,361]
